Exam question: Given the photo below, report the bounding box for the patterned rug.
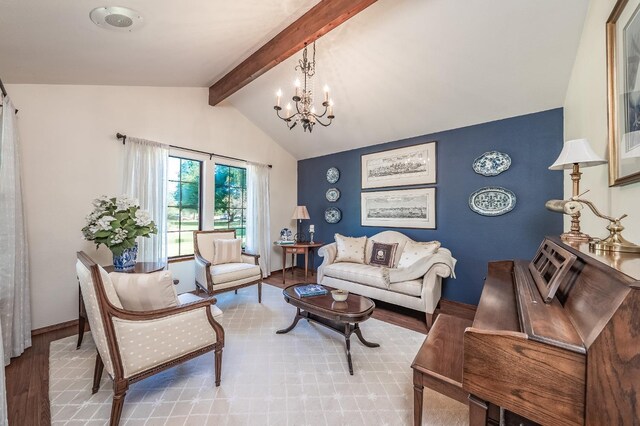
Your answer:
[49,284,467,425]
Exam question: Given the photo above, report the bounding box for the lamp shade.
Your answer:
[291,205,310,220]
[549,138,606,170]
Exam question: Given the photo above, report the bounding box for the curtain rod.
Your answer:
[116,133,272,168]
[0,77,19,114]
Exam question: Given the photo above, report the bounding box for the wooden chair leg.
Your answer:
[468,394,488,426]
[110,380,128,426]
[77,315,86,349]
[214,347,223,387]
[92,352,104,394]
[258,282,262,303]
[234,289,238,294]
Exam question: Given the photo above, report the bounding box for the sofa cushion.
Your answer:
[369,242,398,268]
[389,279,423,297]
[366,238,407,268]
[389,255,437,283]
[398,240,441,268]
[213,238,243,265]
[323,262,389,289]
[335,234,367,264]
[210,262,261,285]
[110,270,178,311]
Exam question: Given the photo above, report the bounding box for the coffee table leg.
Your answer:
[276,308,303,334]
[344,324,354,375]
[353,323,380,348]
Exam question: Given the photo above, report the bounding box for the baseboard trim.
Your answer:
[438,299,477,321]
[32,319,79,336]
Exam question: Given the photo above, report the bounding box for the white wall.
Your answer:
[6,84,298,329]
[564,0,640,242]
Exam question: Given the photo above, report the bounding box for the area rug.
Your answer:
[49,284,467,425]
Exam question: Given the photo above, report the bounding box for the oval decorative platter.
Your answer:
[325,207,342,224]
[469,187,516,216]
[326,167,340,184]
[326,188,341,202]
[473,151,511,176]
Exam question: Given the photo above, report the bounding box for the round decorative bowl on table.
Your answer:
[331,289,349,302]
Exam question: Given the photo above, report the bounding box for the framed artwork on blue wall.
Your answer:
[607,0,640,186]
[361,142,436,189]
[361,188,436,229]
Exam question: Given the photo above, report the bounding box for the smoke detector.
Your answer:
[90,6,144,32]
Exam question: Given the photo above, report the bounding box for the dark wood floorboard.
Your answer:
[6,267,467,425]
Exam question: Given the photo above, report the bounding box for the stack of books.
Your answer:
[294,284,328,298]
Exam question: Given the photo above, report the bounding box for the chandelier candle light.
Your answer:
[274,42,335,133]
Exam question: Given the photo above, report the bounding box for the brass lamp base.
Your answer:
[561,231,591,243]
[589,234,640,253]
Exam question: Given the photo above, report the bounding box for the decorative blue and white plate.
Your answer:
[469,187,516,216]
[326,167,340,183]
[326,188,340,202]
[472,151,511,176]
[325,207,342,224]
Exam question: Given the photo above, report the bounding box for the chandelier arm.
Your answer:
[314,118,333,127]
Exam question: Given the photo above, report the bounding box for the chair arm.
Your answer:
[109,294,218,321]
[422,264,453,314]
[111,302,224,378]
[241,251,260,265]
[317,242,337,282]
[194,253,212,290]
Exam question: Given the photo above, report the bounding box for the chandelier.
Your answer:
[274,42,334,133]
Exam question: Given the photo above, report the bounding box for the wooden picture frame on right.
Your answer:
[607,0,640,185]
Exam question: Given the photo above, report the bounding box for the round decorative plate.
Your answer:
[468,187,516,216]
[326,167,340,183]
[326,187,341,202]
[324,207,342,224]
[472,151,512,176]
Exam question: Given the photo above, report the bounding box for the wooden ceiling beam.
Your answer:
[208,0,378,106]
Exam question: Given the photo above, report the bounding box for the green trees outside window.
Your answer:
[167,156,202,257]
[214,164,247,246]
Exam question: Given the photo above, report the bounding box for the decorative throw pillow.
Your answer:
[369,242,399,268]
[365,238,408,268]
[398,240,441,268]
[110,270,178,311]
[213,238,243,265]
[334,234,367,264]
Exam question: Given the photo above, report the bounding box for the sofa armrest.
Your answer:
[317,242,337,282]
[421,249,456,314]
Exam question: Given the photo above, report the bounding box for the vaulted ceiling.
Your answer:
[0,0,588,159]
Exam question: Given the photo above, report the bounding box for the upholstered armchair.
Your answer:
[193,230,263,302]
[75,251,224,426]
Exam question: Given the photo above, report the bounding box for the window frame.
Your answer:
[167,155,204,259]
[214,163,247,246]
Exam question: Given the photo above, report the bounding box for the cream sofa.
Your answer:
[317,231,456,328]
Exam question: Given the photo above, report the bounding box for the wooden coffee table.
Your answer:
[276,283,380,375]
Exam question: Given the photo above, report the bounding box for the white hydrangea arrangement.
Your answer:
[82,196,157,255]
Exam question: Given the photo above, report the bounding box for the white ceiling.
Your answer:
[0,0,588,159]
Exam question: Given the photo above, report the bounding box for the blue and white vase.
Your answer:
[112,243,138,271]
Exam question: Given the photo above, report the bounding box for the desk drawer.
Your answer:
[285,248,299,254]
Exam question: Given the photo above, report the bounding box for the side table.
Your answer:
[277,242,323,284]
[77,262,167,349]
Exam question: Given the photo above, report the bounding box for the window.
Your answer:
[214,164,247,246]
[167,156,202,257]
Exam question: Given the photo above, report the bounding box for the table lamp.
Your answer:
[291,205,310,242]
[549,138,606,242]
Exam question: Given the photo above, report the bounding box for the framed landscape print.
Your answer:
[361,142,436,189]
[607,0,640,185]
[361,188,436,229]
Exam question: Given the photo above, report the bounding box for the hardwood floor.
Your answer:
[5,268,473,425]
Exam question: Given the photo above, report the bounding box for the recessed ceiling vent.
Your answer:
[90,6,144,32]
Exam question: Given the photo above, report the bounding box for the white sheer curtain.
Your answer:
[0,96,32,367]
[122,137,169,264]
[246,163,271,277]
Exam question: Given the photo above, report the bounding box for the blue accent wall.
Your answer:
[297,108,564,305]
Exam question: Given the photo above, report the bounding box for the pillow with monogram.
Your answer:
[397,240,441,268]
[369,242,399,268]
[334,234,367,264]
